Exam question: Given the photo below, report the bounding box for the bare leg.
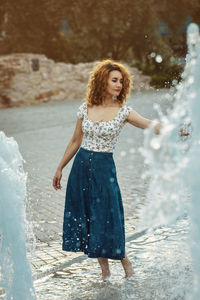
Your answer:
[121,252,134,278]
[97,258,111,281]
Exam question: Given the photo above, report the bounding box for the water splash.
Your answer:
[184,23,200,300]
[155,55,163,63]
[138,103,190,228]
[0,131,36,299]
[138,22,200,300]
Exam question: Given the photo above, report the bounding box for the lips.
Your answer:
[115,90,121,92]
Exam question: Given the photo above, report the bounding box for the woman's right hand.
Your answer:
[53,169,62,190]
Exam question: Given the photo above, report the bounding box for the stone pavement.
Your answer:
[0,89,174,282]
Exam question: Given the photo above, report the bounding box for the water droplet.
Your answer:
[76,242,80,247]
[172,79,178,86]
[150,52,156,58]
[150,138,161,150]
[112,167,116,173]
[188,76,194,84]
[116,249,121,254]
[155,55,163,63]
[189,92,196,99]
[120,151,126,157]
[109,177,114,183]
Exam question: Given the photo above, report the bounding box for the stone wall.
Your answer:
[0,53,153,108]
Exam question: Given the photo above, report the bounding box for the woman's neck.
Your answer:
[102,95,115,107]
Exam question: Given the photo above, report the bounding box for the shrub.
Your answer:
[131,56,183,89]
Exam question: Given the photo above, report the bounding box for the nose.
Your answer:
[117,82,122,89]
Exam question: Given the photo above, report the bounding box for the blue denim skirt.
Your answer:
[62,147,125,260]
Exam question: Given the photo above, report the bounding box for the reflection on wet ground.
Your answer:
[35,217,193,300]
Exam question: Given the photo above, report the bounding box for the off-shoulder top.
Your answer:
[77,102,133,153]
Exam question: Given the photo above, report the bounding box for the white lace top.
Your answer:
[77,102,133,153]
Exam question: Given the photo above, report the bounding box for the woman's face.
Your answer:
[106,70,123,98]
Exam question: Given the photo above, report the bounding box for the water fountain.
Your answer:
[0,131,36,299]
[184,23,200,300]
[0,22,200,300]
[138,23,200,300]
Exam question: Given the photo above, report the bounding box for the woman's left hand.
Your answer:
[154,124,190,136]
[180,128,190,136]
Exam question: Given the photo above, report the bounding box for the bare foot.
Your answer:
[97,258,111,282]
[121,253,135,279]
[121,258,135,278]
[102,270,111,282]
[124,263,134,278]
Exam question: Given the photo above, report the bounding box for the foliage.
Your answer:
[132,56,183,88]
[0,0,161,62]
[0,0,63,56]
[0,0,200,66]
[154,0,200,56]
[61,0,160,63]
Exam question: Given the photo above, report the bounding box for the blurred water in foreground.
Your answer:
[0,132,36,299]
[138,23,200,300]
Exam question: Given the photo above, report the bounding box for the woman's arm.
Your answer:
[126,109,161,133]
[53,118,84,190]
[56,118,84,171]
[126,109,189,136]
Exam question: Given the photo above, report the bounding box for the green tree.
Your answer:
[0,0,177,63]
[0,0,63,58]
[60,0,166,63]
[188,0,200,24]
[154,0,200,56]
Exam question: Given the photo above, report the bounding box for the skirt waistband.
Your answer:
[79,147,113,157]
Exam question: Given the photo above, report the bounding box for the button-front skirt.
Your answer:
[62,147,125,260]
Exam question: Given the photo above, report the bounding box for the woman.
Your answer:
[52,59,187,281]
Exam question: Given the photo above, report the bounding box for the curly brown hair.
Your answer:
[86,59,132,106]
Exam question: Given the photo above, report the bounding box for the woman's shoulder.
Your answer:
[79,101,87,109]
[119,103,134,122]
[77,101,87,119]
[121,103,133,112]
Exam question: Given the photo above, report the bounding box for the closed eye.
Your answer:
[112,79,123,83]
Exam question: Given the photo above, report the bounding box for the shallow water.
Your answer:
[35,217,192,300]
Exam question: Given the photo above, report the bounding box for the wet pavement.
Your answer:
[34,218,192,300]
[0,89,193,299]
